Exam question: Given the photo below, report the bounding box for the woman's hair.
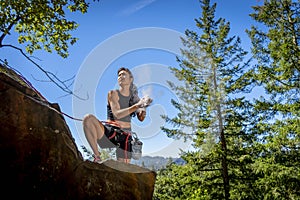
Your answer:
[117,67,140,117]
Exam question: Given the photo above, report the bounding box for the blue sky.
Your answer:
[1,0,261,158]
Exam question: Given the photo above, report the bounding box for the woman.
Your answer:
[83,67,151,163]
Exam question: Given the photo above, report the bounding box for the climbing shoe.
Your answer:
[93,155,102,164]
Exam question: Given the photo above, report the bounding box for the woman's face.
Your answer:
[118,70,132,86]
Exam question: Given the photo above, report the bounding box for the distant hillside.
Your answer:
[131,156,186,171]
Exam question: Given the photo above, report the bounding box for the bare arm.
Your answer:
[108,90,139,119]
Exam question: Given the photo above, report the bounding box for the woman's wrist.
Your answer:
[137,107,146,112]
[132,104,140,111]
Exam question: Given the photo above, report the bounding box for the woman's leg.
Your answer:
[82,114,104,158]
[116,134,132,163]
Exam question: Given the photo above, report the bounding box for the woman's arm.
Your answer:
[108,90,139,119]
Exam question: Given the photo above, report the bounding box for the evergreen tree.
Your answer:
[155,0,255,199]
[247,0,300,198]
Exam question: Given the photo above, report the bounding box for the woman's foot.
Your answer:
[93,155,102,164]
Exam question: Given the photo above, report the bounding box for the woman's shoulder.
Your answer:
[108,89,118,94]
[107,90,119,100]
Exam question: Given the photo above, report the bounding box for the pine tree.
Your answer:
[247,0,300,198]
[155,0,256,199]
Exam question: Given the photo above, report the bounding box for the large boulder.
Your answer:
[0,65,156,199]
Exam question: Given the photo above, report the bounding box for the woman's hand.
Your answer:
[137,108,146,121]
[136,96,153,108]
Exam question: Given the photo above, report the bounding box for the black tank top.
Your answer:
[107,90,131,122]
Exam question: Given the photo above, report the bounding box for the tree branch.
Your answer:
[1,44,88,100]
[0,16,21,46]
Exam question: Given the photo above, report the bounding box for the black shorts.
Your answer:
[97,122,133,159]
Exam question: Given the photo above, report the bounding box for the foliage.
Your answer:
[0,0,99,96]
[156,0,255,199]
[0,0,99,57]
[81,145,115,161]
[247,0,300,198]
[81,145,93,159]
[155,155,208,200]
[155,0,300,199]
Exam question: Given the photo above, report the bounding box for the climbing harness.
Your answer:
[102,121,143,160]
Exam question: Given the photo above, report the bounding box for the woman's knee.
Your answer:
[83,114,97,127]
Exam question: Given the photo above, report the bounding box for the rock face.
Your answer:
[0,66,156,200]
